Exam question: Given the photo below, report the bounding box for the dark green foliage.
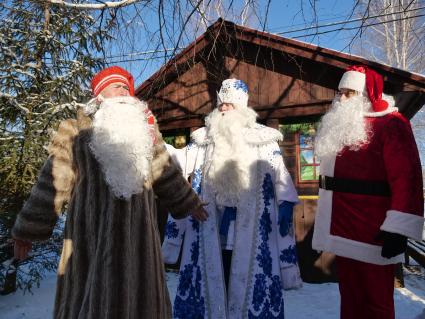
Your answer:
[0,1,113,293]
[279,122,318,135]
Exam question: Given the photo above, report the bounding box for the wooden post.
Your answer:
[394,263,404,288]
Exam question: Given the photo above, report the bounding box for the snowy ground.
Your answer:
[1,265,424,319]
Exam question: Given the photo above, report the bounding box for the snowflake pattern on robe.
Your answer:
[248,173,285,319]
[174,169,205,318]
[165,220,179,239]
[233,79,249,92]
[280,245,298,265]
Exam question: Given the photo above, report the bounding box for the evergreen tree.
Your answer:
[0,0,112,293]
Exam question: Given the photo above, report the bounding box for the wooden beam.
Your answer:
[256,104,329,119]
[158,118,204,131]
[154,100,331,121]
[137,41,212,98]
[156,102,330,131]
[233,32,351,69]
[229,24,425,89]
[255,99,332,110]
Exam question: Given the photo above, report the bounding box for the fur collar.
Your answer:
[191,123,283,146]
[77,108,93,130]
[363,106,398,118]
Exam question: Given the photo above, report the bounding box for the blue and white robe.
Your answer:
[163,124,301,319]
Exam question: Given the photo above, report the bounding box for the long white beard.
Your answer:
[314,95,372,158]
[205,107,257,206]
[89,96,154,200]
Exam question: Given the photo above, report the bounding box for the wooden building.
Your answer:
[136,19,425,282]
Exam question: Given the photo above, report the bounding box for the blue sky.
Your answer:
[265,0,359,50]
[103,0,424,165]
[106,0,361,85]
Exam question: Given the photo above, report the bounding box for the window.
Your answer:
[279,122,320,184]
[298,133,320,182]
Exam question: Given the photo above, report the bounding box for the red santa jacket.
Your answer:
[313,110,424,265]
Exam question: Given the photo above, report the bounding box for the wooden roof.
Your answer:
[137,19,425,130]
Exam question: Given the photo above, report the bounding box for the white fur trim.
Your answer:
[380,210,425,241]
[338,70,366,92]
[312,189,404,265]
[191,124,282,146]
[319,233,404,265]
[317,154,336,177]
[363,106,398,117]
[312,188,333,251]
[312,157,336,250]
[313,155,404,265]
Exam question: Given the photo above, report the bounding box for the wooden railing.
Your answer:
[406,239,425,267]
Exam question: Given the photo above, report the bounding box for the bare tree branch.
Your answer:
[355,0,425,74]
[44,0,141,10]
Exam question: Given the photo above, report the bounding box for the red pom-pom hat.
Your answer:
[91,66,135,97]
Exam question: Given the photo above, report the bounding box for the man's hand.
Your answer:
[378,231,407,259]
[189,205,209,222]
[14,239,32,261]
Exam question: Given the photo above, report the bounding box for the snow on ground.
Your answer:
[1,266,424,319]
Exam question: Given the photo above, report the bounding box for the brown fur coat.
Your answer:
[12,109,202,319]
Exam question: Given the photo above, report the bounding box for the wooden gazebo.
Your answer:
[137,19,425,282]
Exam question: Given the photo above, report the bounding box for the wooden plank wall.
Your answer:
[150,62,213,122]
[293,199,337,283]
[147,43,336,132]
[278,133,337,282]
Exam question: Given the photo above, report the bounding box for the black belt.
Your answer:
[319,175,391,197]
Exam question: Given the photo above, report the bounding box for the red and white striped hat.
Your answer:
[91,66,134,97]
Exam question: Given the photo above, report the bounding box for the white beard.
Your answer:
[205,107,257,206]
[314,95,372,158]
[89,96,153,200]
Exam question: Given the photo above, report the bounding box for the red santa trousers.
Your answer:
[336,256,395,319]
